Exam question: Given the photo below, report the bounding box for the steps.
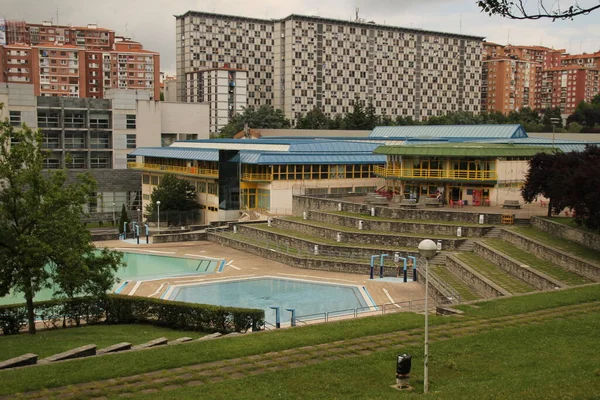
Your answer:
[430,252,447,265]
[483,227,503,239]
[457,239,475,252]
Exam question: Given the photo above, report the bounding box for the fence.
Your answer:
[145,210,203,228]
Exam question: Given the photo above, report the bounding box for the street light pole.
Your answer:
[550,117,561,147]
[112,202,115,226]
[418,239,437,394]
[156,201,161,234]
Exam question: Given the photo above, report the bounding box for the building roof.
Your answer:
[369,124,527,139]
[374,143,554,157]
[469,138,600,153]
[130,147,219,161]
[231,151,386,165]
[287,141,381,153]
[170,139,291,152]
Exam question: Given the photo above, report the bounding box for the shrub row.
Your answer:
[0,295,265,335]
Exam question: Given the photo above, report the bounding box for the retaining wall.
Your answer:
[208,233,400,276]
[293,196,504,224]
[500,229,600,282]
[272,219,466,250]
[531,217,600,252]
[446,255,511,298]
[473,242,566,291]
[152,231,207,243]
[237,225,418,259]
[302,211,491,238]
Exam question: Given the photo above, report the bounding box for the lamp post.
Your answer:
[112,202,115,226]
[550,117,561,147]
[418,239,437,394]
[156,201,161,234]
[137,208,141,224]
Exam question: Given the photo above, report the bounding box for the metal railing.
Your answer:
[373,166,497,181]
[241,172,273,181]
[128,162,218,178]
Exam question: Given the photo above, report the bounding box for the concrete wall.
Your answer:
[293,196,504,224]
[446,255,511,298]
[499,229,600,282]
[473,241,566,291]
[272,218,467,249]
[153,231,207,243]
[208,233,388,276]
[531,216,600,252]
[160,102,209,139]
[303,211,490,238]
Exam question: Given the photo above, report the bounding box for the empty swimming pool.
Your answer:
[170,277,371,324]
[0,252,222,305]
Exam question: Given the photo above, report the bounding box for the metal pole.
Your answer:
[157,204,160,234]
[424,257,429,394]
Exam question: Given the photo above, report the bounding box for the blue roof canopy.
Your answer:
[129,147,219,161]
[369,124,527,140]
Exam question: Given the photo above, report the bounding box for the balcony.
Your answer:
[128,162,218,178]
[241,172,273,182]
[373,166,497,182]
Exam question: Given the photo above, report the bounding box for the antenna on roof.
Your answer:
[355,7,359,21]
[56,5,59,26]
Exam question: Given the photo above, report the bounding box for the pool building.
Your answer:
[130,124,598,222]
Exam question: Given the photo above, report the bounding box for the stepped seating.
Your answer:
[431,266,482,302]
[485,239,592,286]
[456,253,536,294]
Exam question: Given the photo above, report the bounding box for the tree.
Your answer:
[565,145,600,230]
[118,204,130,234]
[0,107,123,333]
[567,100,600,128]
[296,107,331,129]
[145,174,199,214]
[219,105,291,138]
[477,0,600,20]
[344,97,369,130]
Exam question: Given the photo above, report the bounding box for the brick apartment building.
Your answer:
[0,21,159,99]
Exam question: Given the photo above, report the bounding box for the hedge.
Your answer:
[0,295,265,335]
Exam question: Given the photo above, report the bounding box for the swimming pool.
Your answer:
[0,252,222,306]
[170,277,372,324]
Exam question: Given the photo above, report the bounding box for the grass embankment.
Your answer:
[0,285,598,396]
[456,253,536,294]
[0,324,203,361]
[485,239,592,286]
[542,216,600,234]
[282,217,461,239]
[513,226,600,264]
[132,312,600,400]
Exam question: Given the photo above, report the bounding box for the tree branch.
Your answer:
[477,0,600,20]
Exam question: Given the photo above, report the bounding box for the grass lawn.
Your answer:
[0,324,203,361]
[542,217,599,234]
[129,312,600,400]
[512,227,600,264]
[328,211,488,227]
[0,285,597,396]
[456,253,536,294]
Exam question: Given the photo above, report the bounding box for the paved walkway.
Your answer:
[10,300,599,399]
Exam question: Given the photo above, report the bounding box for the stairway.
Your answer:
[483,227,502,239]
[457,239,475,252]
[430,252,447,265]
[514,218,530,227]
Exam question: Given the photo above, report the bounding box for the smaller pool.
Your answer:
[170,277,372,324]
[0,252,222,305]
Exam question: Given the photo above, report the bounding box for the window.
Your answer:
[151,176,159,185]
[9,111,21,126]
[142,175,150,184]
[126,114,136,129]
[90,132,110,149]
[37,111,60,128]
[64,111,86,128]
[126,134,136,149]
[89,115,110,129]
[42,132,60,148]
[90,152,111,169]
[64,132,86,149]
[43,156,61,169]
[127,154,136,163]
[66,152,86,169]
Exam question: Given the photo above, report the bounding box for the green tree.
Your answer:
[145,174,199,214]
[0,107,122,333]
[219,105,291,138]
[344,97,368,130]
[567,100,600,128]
[296,107,331,129]
[328,114,346,130]
[118,204,130,234]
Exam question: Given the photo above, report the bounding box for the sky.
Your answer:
[3,0,600,75]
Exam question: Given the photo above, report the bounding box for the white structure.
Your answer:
[175,11,483,123]
[185,68,247,136]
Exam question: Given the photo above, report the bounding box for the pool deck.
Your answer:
[97,240,425,310]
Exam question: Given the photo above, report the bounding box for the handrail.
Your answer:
[127,162,218,177]
[374,165,497,181]
[241,172,273,181]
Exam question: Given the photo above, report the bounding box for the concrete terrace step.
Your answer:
[198,332,223,341]
[131,337,168,351]
[97,342,132,355]
[40,345,96,364]
[0,354,38,370]
[169,337,194,345]
[431,266,482,302]
[456,253,536,294]
[483,227,503,239]
[457,239,475,252]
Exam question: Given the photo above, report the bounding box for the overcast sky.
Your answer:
[3,0,599,75]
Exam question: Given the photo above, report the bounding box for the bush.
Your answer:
[0,295,265,335]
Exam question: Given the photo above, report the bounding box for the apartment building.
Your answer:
[561,51,600,69]
[186,67,248,135]
[0,83,209,217]
[176,11,483,124]
[538,66,600,116]
[0,20,159,99]
[481,42,564,114]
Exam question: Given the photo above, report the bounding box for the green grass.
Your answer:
[485,239,592,286]
[131,313,600,400]
[0,324,203,361]
[512,227,600,264]
[329,210,490,227]
[456,253,536,294]
[282,217,460,239]
[0,285,598,396]
[432,266,482,302]
[542,216,600,234]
